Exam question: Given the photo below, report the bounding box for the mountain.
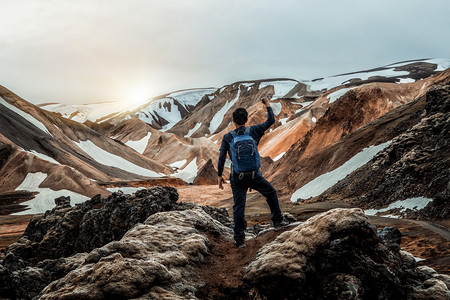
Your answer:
[0,85,172,214]
[1,58,449,217]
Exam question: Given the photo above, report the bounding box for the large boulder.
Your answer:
[39,207,233,299]
[243,208,450,299]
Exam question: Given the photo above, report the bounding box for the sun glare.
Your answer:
[125,88,152,106]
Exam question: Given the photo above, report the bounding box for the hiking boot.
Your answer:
[235,240,246,248]
[273,219,289,231]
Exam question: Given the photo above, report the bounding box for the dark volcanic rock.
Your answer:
[243,208,450,299]
[0,186,226,299]
[54,196,71,208]
[39,207,233,300]
[2,203,450,299]
[394,62,438,80]
[378,226,402,251]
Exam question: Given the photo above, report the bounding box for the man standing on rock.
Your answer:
[217,97,285,248]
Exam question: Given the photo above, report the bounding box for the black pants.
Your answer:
[230,172,283,242]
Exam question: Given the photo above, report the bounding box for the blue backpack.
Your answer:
[230,127,261,175]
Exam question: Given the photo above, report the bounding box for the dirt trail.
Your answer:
[414,220,450,241]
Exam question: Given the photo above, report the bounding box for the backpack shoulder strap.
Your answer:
[244,127,250,136]
[230,129,237,137]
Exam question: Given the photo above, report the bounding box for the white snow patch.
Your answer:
[424,58,450,71]
[13,172,89,215]
[40,101,127,123]
[76,140,162,177]
[125,132,151,154]
[0,98,50,135]
[295,101,313,114]
[364,197,433,216]
[290,141,391,202]
[306,68,409,91]
[295,100,313,108]
[273,152,286,162]
[398,78,415,84]
[29,151,60,165]
[312,117,317,123]
[270,102,282,116]
[107,187,146,194]
[241,83,255,88]
[185,122,202,138]
[327,87,358,104]
[137,98,182,132]
[259,80,298,99]
[169,159,187,169]
[167,88,216,109]
[173,158,198,184]
[209,89,241,134]
[279,117,289,125]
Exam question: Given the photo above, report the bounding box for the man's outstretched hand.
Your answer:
[261,96,271,108]
[218,176,225,189]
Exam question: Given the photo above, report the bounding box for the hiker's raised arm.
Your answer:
[259,96,275,131]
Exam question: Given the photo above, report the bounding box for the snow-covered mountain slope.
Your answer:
[38,101,128,124]
[0,85,174,213]
[302,58,450,92]
[107,118,221,184]
[98,88,217,131]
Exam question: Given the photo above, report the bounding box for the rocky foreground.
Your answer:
[1,188,450,299]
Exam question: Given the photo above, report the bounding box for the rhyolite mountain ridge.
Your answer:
[1,58,449,217]
[1,58,450,298]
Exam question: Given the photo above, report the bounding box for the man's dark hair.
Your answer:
[233,108,248,125]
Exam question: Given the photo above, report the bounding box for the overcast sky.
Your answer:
[0,0,449,105]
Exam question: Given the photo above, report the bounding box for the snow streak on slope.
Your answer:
[0,98,50,135]
[273,152,286,162]
[137,99,182,131]
[259,80,298,99]
[305,69,410,91]
[40,102,127,123]
[290,141,391,202]
[29,150,60,164]
[132,89,215,131]
[169,160,188,169]
[167,89,216,109]
[427,58,450,71]
[327,87,358,104]
[387,58,450,71]
[76,140,162,177]
[173,158,198,184]
[14,172,89,215]
[125,132,152,154]
[365,197,433,217]
[209,89,241,134]
[185,123,202,137]
[107,187,145,194]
